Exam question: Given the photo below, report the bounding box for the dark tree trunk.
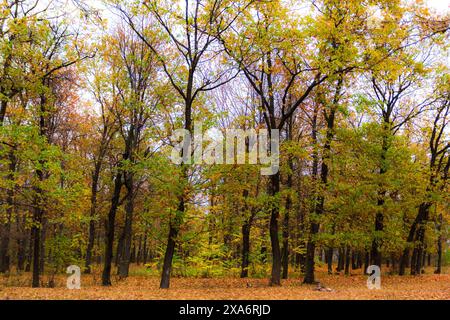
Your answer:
[39,218,47,274]
[337,248,344,272]
[371,125,390,269]
[31,207,43,287]
[102,172,123,286]
[85,161,102,274]
[371,209,384,268]
[0,151,17,273]
[160,89,192,289]
[16,214,27,272]
[327,248,333,275]
[352,252,358,270]
[357,252,363,269]
[435,214,443,274]
[410,247,418,275]
[241,222,251,278]
[281,173,292,280]
[0,99,7,125]
[130,243,136,264]
[421,251,426,272]
[411,204,430,276]
[304,109,320,284]
[400,202,431,275]
[85,218,96,274]
[136,236,142,265]
[282,124,294,280]
[304,224,319,283]
[160,195,184,289]
[143,234,148,265]
[96,231,102,264]
[364,251,369,274]
[31,91,53,288]
[115,230,124,268]
[118,176,135,279]
[25,228,33,272]
[160,225,178,288]
[32,166,46,288]
[295,199,305,274]
[240,185,256,279]
[0,209,12,273]
[344,247,351,275]
[269,172,282,286]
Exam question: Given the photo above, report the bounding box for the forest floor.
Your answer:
[0,266,449,300]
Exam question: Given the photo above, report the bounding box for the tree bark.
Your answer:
[371,124,390,268]
[85,159,102,274]
[102,172,123,286]
[269,172,282,286]
[326,248,333,275]
[435,213,443,274]
[241,222,251,278]
[0,151,18,273]
[118,175,134,278]
[160,189,185,289]
[345,247,351,276]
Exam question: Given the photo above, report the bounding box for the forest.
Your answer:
[0,0,449,300]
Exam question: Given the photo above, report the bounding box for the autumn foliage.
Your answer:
[0,0,449,300]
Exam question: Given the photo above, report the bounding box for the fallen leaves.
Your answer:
[1,267,449,300]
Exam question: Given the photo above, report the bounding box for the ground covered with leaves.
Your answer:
[1,267,448,300]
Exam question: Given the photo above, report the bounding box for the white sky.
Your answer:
[428,0,450,12]
[83,0,450,24]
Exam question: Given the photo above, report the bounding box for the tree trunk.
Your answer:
[371,126,390,269]
[400,202,431,275]
[115,230,123,268]
[241,222,251,278]
[352,251,358,270]
[337,248,344,272]
[304,109,320,284]
[136,236,142,266]
[411,204,431,276]
[102,172,123,286]
[295,198,305,274]
[304,224,319,283]
[269,172,282,286]
[160,91,192,289]
[282,123,294,280]
[327,248,333,275]
[31,206,43,287]
[25,228,33,272]
[0,203,12,273]
[364,251,369,274]
[16,214,27,272]
[32,166,46,288]
[281,173,292,280]
[143,234,148,265]
[39,218,47,274]
[344,247,351,276]
[0,151,17,273]
[371,209,384,268]
[85,161,102,274]
[160,195,184,289]
[118,176,135,278]
[435,213,443,274]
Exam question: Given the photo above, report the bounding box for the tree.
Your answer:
[114,0,249,289]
